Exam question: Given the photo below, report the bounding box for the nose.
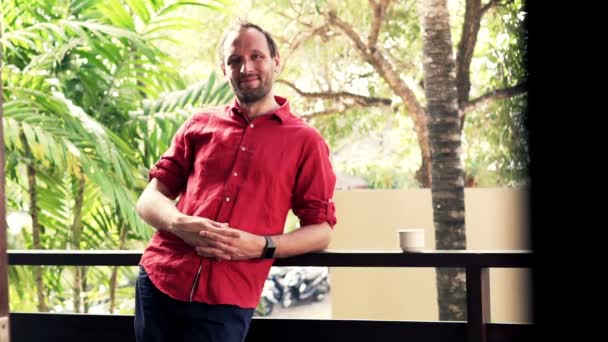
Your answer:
[240,59,253,74]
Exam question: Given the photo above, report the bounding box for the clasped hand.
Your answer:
[171,216,263,260]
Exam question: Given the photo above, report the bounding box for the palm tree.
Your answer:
[418,0,467,320]
[2,0,233,312]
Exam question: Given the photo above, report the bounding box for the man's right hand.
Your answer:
[169,216,240,260]
[136,178,240,260]
[170,215,228,233]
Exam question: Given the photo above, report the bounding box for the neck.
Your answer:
[238,93,280,119]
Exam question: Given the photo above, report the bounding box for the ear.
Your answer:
[273,50,281,73]
[221,63,228,79]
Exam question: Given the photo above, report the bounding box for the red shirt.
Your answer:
[140,96,337,308]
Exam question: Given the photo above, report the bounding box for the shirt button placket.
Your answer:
[224,124,249,219]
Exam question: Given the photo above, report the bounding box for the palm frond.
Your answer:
[4,67,149,240]
[124,0,152,24]
[141,71,232,115]
[157,0,233,16]
[24,38,85,73]
[142,17,201,38]
[94,0,136,31]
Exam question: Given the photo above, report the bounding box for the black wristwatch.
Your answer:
[261,235,276,259]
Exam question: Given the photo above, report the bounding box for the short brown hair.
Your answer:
[218,20,278,65]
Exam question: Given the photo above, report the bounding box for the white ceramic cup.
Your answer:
[398,229,425,252]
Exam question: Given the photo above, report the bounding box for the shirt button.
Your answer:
[250,123,254,128]
[241,146,246,151]
[233,172,238,176]
[226,197,230,202]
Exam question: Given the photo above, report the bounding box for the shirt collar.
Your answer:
[229,96,291,124]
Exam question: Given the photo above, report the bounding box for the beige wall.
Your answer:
[328,188,532,323]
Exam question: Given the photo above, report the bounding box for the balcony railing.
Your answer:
[7,250,533,342]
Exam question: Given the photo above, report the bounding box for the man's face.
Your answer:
[221,28,280,104]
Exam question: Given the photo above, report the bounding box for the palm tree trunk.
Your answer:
[418,0,467,321]
[18,128,48,312]
[109,220,127,313]
[71,168,85,312]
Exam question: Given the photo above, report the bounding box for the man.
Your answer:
[134,20,337,342]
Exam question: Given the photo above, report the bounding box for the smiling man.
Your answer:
[133,20,337,342]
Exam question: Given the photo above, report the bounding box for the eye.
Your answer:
[227,57,241,66]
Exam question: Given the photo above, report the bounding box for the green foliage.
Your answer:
[463,1,528,186]
[2,0,527,315]
[463,94,528,187]
[270,0,526,188]
[3,0,232,313]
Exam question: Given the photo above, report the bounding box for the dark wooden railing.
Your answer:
[7,250,533,342]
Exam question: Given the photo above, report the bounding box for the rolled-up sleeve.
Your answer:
[291,136,337,228]
[148,119,193,199]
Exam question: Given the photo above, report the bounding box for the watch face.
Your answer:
[264,236,276,258]
[264,236,277,259]
[268,236,276,248]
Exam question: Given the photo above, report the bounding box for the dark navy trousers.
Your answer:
[134,266,254,342]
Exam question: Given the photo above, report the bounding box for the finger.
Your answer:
[175,224,204,233]
[204,226,241,238]
[195,238,211,247]
[195,246,231,260]
[201,232,238,255]
[200,230,237,245]
[206,220,227,229]
[178,218,225,233]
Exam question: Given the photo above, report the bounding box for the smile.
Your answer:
[239,76,260,84]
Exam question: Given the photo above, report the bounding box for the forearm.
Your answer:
[135,186,184,232]
[272,222,332,258]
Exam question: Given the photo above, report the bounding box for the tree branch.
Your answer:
[368,0,391,49]
[456,0,482,108]
[300,103,364,120]
[327,11,371,59]
[276,10,313,28]
[277,79,391,106]
[274,12,336,65]
[325,9,424,113]
[288,23,333,53]
[457,0,520,132]
[462,82,527,113]
[481,0,501,16]
[326,7,430,185]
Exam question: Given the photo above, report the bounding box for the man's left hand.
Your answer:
[195,225,265,260]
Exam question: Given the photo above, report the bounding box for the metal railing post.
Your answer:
[466,266,491,342]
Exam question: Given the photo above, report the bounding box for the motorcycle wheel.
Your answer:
[260,298,274,316]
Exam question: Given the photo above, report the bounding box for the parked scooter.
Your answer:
[255,279,279,316]
[254,267,288,316]
[280,267,330,309]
